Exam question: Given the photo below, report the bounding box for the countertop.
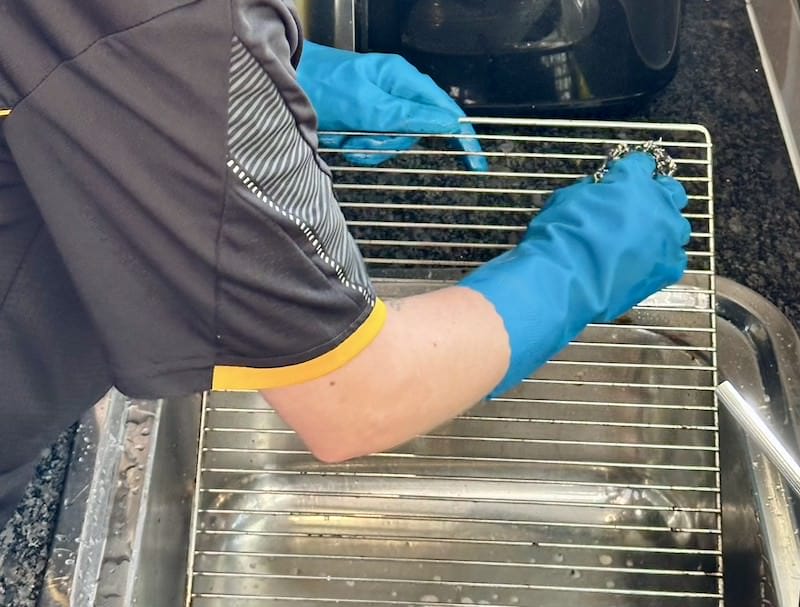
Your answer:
[637,0,800,327]
[2,0,799,604]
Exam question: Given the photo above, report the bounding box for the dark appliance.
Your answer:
[303,0,684,116]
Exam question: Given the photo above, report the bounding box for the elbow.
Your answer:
[307,443,367,465]
[311,449,357,465]
[302,432,373,464]
[309,445,354,465]
[261,389,390,463]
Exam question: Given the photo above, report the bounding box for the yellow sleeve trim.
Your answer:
[0,109,11,118]
[211,298,387,391]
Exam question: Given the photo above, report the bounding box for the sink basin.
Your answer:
[35,277,800,607]
[187,274,721,607]
[34,121,800,607]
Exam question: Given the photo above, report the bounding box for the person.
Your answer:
[0,0,690,530]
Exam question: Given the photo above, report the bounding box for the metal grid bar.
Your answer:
[187,119,721,607]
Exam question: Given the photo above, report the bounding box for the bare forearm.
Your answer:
[261,286,509,462]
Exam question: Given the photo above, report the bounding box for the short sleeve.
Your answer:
[2,0,384,398]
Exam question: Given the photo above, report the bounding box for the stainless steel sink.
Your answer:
[35,277,800,607]
[188,285,719,607]
[34,122,800,606]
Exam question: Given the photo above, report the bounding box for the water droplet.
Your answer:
[569,569,581,579]
[345,580,355,588]
[510,597,520,604]
[599,554,613,566]
[433,575,442,582]
[625,559,634,567]
[606,580,616,589]
[420,595,439,603]
[554,552,565,563]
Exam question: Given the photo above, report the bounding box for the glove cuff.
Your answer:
[459,246,598,398]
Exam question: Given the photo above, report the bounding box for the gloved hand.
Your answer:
[297,41,488,171]
[460,152,691,396]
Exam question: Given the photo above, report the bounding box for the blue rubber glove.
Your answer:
[297,41,488,171]
[460,152,691,396]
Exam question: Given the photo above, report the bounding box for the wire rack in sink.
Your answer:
[187,119,721,607]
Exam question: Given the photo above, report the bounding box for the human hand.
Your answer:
[297,41,488,171]
[459,152,691,395]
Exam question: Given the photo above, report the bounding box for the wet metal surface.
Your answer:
[187,120,721,607]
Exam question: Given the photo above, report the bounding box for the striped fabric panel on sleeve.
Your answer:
[226,37,374,305]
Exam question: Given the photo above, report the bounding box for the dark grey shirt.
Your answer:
[0,0,381,523]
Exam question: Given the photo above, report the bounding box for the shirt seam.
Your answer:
[226,159,375,306]
[9,1,199,113]
[0,221,43,313]
[113,357,212,381]
[217,172,374,360]
[215,302,374,368]
[113,302,372,380]
[212,146,233,363]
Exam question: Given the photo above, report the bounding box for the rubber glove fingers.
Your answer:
[606,151,689,208]
[652,176,692,245]
[319,113,487,170]
[317,133,345,148]
[299,43,488,170]
[372,60,489,171]
[595,151,691,244]
[340,121,488,172]
[603,150,659,181]
[376,63,489,171]
[675,210,692,245]
[318,128,436,168]
[339,134,420,166]
[670,248,690,281]
[655,175,690,211]
[456,121,490,172]
[349,75,489,170]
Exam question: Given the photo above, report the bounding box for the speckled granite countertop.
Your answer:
[637,0,800,328]
[2,0,798,605]
[0,431,74,606]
